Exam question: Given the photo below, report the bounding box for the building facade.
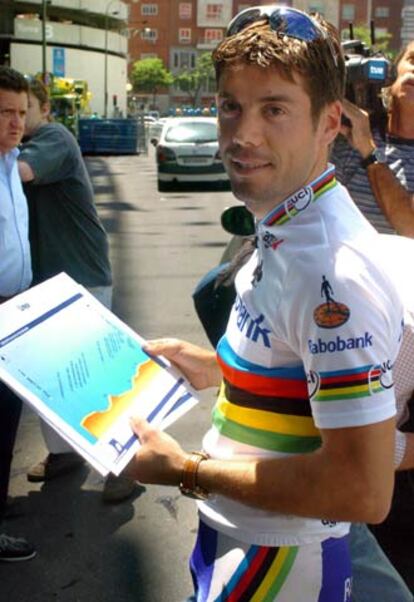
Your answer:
[338,0,404,51]
[0,0,128,116]
[401,0,414,47]
[126,0,407,113]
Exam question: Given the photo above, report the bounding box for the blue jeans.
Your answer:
[350,523,413,601]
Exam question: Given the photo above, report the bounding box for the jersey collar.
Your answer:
[261,164,337,228]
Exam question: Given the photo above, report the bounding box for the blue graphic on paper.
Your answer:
[0,296,165,445]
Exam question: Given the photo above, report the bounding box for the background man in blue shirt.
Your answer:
[0,66,35,562]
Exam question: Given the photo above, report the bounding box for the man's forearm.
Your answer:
[367,162,414,237]
[197,420,395,524]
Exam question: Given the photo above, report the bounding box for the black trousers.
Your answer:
[0,381,22,522]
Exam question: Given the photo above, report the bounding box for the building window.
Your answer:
[173,50,197,70]
[179,2,192,19]
[206,4,223,20]
[375,7,390,18]
[179,28,192,43]
[141,28,158,41]
[141,4,158,17]
[342,4,355,21]
[204,28,223,44]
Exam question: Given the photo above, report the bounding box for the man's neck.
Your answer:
[388,103,414,140]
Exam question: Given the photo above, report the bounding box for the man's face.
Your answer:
[217,64,340,218]
[24,92,49,137]
[0,89,28,154]
[391,42,414,106]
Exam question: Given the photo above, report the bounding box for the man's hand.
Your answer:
[144,338,221,390]
[340,99,376,158]
[125,416,187,486]
[17,160,35,183]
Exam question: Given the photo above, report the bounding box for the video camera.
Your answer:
[342,22,394,122]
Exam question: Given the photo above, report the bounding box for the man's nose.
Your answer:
[232,113,263,147]
[11,112,23,128]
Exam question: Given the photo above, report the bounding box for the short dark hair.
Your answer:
[29,78,50,106]
[0,66,29,94]
[213,12,345,124]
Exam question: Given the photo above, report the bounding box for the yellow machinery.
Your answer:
[48,76,92,136]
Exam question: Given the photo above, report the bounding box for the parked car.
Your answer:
[154,117,229,191]
[149,117,169,142]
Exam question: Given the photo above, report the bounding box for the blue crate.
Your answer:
[78,118,139,154]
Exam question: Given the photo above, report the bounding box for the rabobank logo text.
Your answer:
[308,332,373,354]
[234,295,271,348]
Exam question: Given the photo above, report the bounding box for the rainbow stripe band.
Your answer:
[264,167,337,227]
[312,365,385,402]
[214,543,299,602]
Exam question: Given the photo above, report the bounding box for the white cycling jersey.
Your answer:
[199,164,404,546]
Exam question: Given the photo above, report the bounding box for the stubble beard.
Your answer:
[229,177,282,217]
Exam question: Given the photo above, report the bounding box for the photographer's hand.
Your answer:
[340,103,414,237]
[340,99,376,159]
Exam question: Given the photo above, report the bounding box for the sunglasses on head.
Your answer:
[226,4,338,67]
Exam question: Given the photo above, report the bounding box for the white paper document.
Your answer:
[0,274,198,476]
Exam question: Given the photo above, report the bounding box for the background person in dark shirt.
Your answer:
[18,78,136,504]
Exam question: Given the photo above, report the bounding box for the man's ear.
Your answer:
[321,100,342,146]
[42,102,51,119]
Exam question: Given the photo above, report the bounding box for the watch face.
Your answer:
[374,148,386,163]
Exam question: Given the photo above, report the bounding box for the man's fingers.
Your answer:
[143,338,182,357]
[129,415,150,441]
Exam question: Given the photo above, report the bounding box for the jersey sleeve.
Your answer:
[19,126,73,185]
[280,249,403,429]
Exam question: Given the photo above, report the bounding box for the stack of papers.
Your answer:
[0,274,198,476]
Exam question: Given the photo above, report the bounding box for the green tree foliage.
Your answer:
[342,24,393,57]
[174,52,215,106]
[130,58,173,105]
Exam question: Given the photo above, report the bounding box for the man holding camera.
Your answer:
[332,41,414,235]
[331,41,414,602]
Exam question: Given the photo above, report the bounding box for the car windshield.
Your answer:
[165,121,217,144]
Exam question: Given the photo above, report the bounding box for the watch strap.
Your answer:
[179,451,210,500]
[361,148,383,169]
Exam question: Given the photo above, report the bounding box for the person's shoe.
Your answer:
[0,534,36,562]
[102,474,137,504]
[27,452,85,483]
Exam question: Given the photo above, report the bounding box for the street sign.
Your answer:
[53,47,65,77]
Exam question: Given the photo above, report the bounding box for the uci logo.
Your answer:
[307,370,320,398]
[286,186,313,216]
[379,359,394,390]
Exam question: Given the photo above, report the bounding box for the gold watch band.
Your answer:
[179,451,210,500]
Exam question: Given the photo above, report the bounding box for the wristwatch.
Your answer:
[360,147,386,169]
[179,451,210,500]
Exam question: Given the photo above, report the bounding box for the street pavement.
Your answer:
[1,148,235,602]
[1,148,414,600]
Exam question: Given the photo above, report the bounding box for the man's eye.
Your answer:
[220,101,238,113]
[267,106,282,116]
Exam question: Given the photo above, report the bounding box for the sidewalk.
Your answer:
[0,152,214,602]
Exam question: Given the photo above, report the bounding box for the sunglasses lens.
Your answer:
[269,9,321,42]
[227,8,262,37]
